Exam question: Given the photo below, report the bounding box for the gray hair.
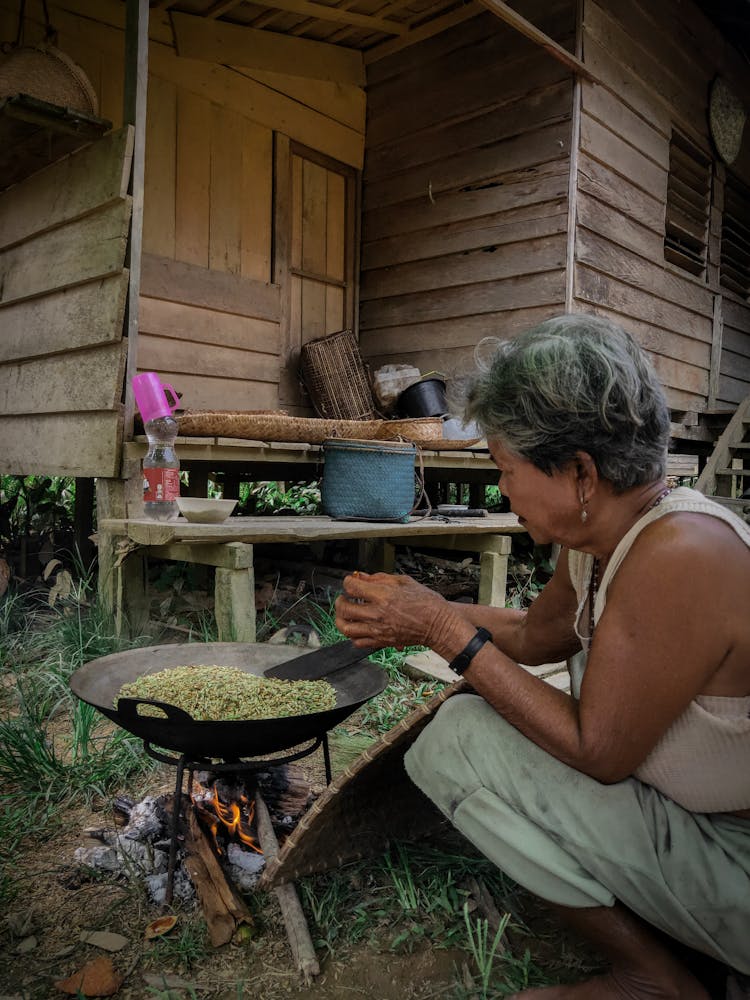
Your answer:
[464,314,670,491]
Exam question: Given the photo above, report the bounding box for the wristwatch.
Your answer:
[448,627,493,676]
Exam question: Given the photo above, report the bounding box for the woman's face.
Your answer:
[488,439,579,545]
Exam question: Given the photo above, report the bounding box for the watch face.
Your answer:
[709,77,746,166]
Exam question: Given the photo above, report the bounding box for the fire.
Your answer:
[192,784,262,855]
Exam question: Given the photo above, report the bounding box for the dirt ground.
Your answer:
[0,750,598,1000]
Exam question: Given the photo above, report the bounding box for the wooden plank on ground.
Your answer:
[140,253,280,320]
[172,11,365,86]
[0,273,128,364]
[0,200,131,306]
[0,126,133,251]
[0,342,127,415]
[0,411,123,477]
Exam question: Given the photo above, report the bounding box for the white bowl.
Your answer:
[176,497,238,524]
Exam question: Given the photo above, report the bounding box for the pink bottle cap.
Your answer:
[132,372,180,423]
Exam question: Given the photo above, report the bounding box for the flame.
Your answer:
[192,785,262,855]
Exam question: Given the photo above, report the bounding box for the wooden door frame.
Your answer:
[273,134,360,410]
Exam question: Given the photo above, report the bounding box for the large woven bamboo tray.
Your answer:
[177,410,483,449]
[177,410,383,444]
[258,681,465,888]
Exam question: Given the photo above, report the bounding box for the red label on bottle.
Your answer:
[143,468,180,503]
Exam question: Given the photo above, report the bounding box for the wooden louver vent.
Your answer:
[720,173,750,298]
[664,130,711,278]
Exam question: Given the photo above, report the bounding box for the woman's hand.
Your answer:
[334,571,454,651]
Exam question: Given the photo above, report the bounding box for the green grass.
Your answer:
[0,573,156,905]
[0,569,572,996]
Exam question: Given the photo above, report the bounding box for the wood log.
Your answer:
[255,790,320,984]
[182,804,254,947]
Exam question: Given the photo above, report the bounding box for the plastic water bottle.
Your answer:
[132,372,181,521]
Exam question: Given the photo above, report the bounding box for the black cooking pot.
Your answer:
[70,642,386,760]
[398,378,448,417]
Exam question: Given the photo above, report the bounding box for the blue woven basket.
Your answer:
[321,438,417,522]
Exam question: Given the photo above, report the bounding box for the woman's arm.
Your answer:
[335,548,580,665]
[444,556,581,665]
[335,516,744,782]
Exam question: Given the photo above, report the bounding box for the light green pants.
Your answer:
[404,693,750,973]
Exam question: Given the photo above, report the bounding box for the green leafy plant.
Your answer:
[238,480,321,515]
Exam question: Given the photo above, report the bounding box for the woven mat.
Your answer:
[178,410,383,443]
[177,411,483,449]
[258,680,465,889]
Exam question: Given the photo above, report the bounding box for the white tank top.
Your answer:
[568,487,750,812]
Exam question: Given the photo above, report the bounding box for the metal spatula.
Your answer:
[263,639,377,681]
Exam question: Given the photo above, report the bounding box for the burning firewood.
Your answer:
[180,799,255,948]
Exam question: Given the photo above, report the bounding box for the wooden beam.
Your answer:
[364,3,483,63]
[476,0,597,83]
[123,0,149,439]
[172,11,365,86]
[232,0,407,35]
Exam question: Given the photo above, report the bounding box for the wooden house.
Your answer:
[1,0,749,503]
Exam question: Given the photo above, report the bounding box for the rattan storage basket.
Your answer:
[321,438,417,522]
[300,330,377,420]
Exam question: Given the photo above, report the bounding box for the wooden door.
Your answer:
[275,137,358,410]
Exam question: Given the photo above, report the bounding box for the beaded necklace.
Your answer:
[588,485,672,637]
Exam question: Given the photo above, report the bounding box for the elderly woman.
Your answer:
[334,315,750,999]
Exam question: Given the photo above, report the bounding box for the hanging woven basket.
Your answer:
[0,44,98,115]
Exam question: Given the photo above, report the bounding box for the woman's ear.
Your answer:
[573,451,598,502]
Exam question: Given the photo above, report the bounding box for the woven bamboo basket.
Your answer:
[0,44,98,114]
[300,330,377,420]
[375,417,443,444]
[177,410,383,444]
[258,681,465,888]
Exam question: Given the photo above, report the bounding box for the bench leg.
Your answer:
[215,566,256,642]
[357,538,396,573]
[478,547,510,608]
[96,470,150,638]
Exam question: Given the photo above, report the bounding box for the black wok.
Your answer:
[70,642,387,760]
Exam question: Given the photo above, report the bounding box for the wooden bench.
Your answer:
[97,513,525,640]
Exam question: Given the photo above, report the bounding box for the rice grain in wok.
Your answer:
[115,665,336,720]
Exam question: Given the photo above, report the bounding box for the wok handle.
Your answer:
[116,697,197,725]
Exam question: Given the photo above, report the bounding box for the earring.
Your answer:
[581,508,588,523]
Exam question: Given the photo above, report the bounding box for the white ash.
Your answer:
[225,843,265,892]
[74,794,186,905]
[146,868,195,907]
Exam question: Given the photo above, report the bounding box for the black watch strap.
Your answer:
[449,626,492,676]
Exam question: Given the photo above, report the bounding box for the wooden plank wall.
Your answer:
[576,0,750,412]
[0,128,133,477]
[358,1,575,378]
[0,0,366,415]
